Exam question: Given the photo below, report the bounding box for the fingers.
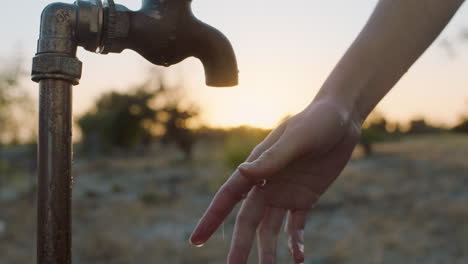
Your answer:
[190,122,288,246]
[257,207,286,264]
[245,121,288,163]
[286,210,308,264]
[190,171,255,246]
[239,131,304,181]
[228,188,266,264]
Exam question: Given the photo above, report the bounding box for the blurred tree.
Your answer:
[0,60,35,146]
[453,119,468,133]
[406,118,443,134]
[1,63,24,144]
[359,111,401,157]
[159,106,198,159]
[77,71,199,158]
[452,101,468,133]
[360,111,387,157]
[78,87,158,153]
[222,126,269,170]
[0,59,36,194]
[200,126,269,191]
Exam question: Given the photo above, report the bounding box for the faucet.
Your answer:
[31,1,238,263]
[34,0,238,86]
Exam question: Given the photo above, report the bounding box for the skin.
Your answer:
[190,0,466,263]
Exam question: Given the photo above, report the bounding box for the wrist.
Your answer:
[308,92,365,132]
[314,59,377,124]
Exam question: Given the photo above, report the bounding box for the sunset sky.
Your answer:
[2,0,468,129]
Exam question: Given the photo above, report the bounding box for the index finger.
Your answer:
[190,122,288,245]
[190,170,255,246]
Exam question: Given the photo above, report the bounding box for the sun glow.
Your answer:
[15,0,466,131]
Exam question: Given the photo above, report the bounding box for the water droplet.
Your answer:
[259,179,267,187]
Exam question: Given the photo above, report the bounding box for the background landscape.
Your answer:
[1,0,468,263]
[1,66,468,263]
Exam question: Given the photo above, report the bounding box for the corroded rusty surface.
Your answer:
[32,1,238,263]
[37,80,73,264]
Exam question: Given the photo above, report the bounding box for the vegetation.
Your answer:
[452,103,468,133]
[359,110,460,157]
[360,111,399,157]
[77,73,199,159]
[78,87,158,153]
[221,126,269,170]
[0,61,36,194]
[453,119,468,133]
[139,191,172,206]
[3,133,468,264]
[0,61,34,145]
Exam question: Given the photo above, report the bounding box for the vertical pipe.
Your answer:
[37,79,73,264]
[32,3,79,263]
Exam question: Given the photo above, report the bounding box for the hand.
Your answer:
[190,99,362,263]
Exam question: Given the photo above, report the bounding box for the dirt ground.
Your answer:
[1,134,467,264]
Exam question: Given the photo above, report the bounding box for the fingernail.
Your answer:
[190,241,205,248]
[189,232,199,245]
[189,237,204,247]
[295,254,305,264]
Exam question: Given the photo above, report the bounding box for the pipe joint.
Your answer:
[99,1,131,54]
[74,0,131,53]
[33,2,82,84]
[32,54,83,85]
[36,2,77,55]
[75,0,104,52]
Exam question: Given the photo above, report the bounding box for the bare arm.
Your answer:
[317,0,465,122]
[191,1,466,263]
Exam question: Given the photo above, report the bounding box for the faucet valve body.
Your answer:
[99,0,131,54]
[75,0,130,54]
[75,0,104,52]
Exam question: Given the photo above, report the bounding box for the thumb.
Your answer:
[238,132,303,181]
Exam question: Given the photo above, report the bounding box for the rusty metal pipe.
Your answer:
[32,1,238,263]
[37,79,73,264]
[32,3,79,264]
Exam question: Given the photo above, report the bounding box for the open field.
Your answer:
[1,134,468,264]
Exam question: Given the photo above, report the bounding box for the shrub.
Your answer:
[77,72,199,158]
[222,126,269,170]
[139,191,171,206]
[111,184,125,193]
[452,119,468,133]
[199,126,270,192]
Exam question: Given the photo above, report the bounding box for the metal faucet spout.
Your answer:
[189,21,239,87]
[124,0,239,87]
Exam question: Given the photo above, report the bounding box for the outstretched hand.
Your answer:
[190,99,362,263]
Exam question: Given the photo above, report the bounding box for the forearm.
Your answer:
[314,0,465,124]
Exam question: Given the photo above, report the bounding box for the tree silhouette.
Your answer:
[0,60,34,145]
[77,71,199,158]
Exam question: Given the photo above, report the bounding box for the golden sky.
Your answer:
[3,0,468,129]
